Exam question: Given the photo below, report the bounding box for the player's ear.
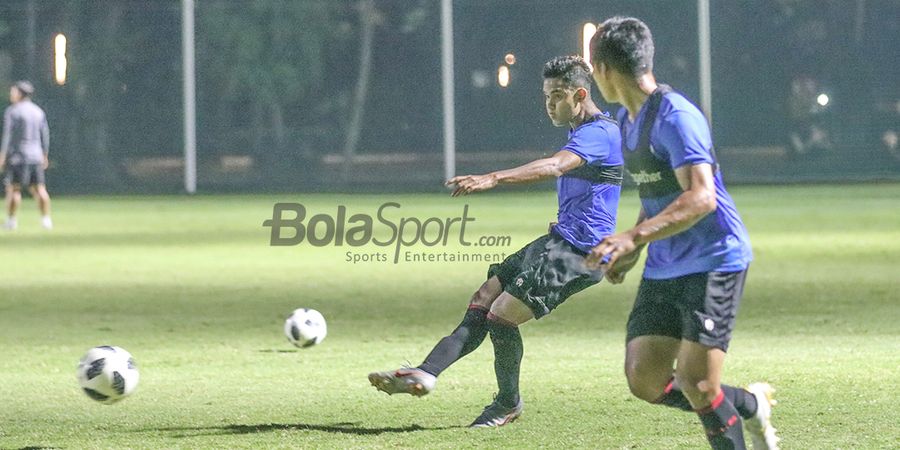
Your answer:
[574,87,588,102]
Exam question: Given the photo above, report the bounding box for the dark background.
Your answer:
[1,0,897,192]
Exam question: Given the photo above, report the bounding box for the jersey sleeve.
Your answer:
[655,109,715,168]
[561,124,612,165]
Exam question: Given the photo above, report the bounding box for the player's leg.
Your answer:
[4,182,22,230]
[368,276,502,396]
[625,335,680,402]
[33,181,52,229]
[657,378,767,424]
[471,233,602,427]
[469,292,531,428]
[368,236,548,396]
[631,344,773,446]
[623,277,682,402]
[676,341,746,449]
[417,276,501,376]
[674,270,771,450]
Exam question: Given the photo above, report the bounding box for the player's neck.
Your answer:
[622,74,658,121]
[569,101,601,129]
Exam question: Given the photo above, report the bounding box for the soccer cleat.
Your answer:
[744,382,780,450]
[41,216,53,230]
[3,217,16,230]
[469,396,524,428]
[368,367,436,397]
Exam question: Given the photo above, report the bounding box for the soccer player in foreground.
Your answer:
[1,81,53,230]
[585,17,779,449]
[369,55,623,427]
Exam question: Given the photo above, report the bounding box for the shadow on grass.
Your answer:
[147,421,460,437]
[7,447,61,450]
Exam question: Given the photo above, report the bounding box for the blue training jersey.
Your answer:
[618,90,752,279]
[553,113,623,253]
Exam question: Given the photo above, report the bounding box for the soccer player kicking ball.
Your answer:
[585,17,779,450]
[369,55,623,427]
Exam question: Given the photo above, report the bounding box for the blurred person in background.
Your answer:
[876,98,900,162]
[786,74,833,159]
[1,81,52,230]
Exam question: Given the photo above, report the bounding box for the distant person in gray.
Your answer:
[1,81,52,230]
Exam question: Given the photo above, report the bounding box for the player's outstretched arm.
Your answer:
[445,150,583,197]
[587,163,717,270]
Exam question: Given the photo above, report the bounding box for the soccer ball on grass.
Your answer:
[284,308,327,348]
[76,345,139,404]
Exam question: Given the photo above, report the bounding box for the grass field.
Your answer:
[1,183,898,449]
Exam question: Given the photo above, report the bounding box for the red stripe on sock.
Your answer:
[710,390,725,410]
[651,377,676,404]
[694,390,725,414]
[727,414,738,427]
[486,312,518,328]
[664,378,675,394]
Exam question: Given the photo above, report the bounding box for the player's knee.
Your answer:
[470,283,499,308]
[626,377,663,403]
[624,366,664,403]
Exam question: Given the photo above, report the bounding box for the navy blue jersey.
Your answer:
[553,113,623,253]
[618,90,752,279]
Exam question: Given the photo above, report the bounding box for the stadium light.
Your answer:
[582,23,597,70]
[504,53,516,65]
[817,93,830,106]
[498,65,510,88]
[54,33,67,85]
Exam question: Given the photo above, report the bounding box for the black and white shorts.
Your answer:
[625,269,749,352]
[487,232,603,319]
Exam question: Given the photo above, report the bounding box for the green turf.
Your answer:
[1,184,898,449]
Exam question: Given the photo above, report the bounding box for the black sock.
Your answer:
[696,391,746,450]
[417,305,489,376]
[654,378,758,419]
[488,315,522,407]
[724,385,758,419]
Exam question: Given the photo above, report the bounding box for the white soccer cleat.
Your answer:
[368,367,436,397]
[744,382,780,450]
[41,216,53,230]
[3,217,16,230]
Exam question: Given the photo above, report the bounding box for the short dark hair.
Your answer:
[13,80,34,97]
[542,55,593,89]
[590,16,654,77]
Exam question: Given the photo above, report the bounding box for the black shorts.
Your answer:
[625,269,748,352]
[487,232,603,319]
[3,163,46,187]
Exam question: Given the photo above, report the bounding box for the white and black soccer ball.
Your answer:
[284,308,327,348]
[76,346,139,404]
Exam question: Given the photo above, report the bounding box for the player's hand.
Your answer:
[585,231,638,271]
[42,156,49,170]
[445,174,498,197]
[603,250,641,284]
[548,221,558,233]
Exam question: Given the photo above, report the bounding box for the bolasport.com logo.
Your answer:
[262,202,511,264]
